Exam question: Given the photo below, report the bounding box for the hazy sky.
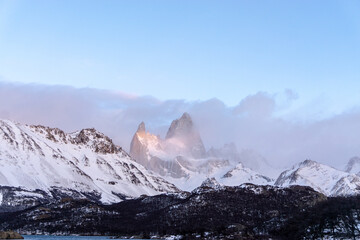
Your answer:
[0,0,359,110]
[0,1,360,169]
[1,82,360,171]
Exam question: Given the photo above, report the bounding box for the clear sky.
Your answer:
[0,0,359,112]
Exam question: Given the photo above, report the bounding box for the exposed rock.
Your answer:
[71,128,119,154]
[192,177,224,194]
[128,113,276,191]
[0,231,23,239]
[129,122,152,167]
[166,112,193,138]
[137,121,146,133]
[166,112,206,158]
[345,156,360,175]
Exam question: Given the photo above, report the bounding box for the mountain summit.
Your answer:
[165,112,206,158]
[129,113,207,180]
[129,113,272,190]
[130,113,206,165]
[0,119,178,210]
[166,112,194,139]
[275,159,360,196]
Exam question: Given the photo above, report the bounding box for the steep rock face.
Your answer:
[129,122,151,164]
[0,119,178,206]
[130,122,188,179]
[165,113,206,158]
[129,113,274,191]
[345,156,360,175]
[275,160,360,196]
[130,113,207,165]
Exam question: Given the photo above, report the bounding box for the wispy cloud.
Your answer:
[0,82,359,169]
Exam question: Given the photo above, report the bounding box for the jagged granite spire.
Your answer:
[129,122,149,164]
[166,112,193,139]
[137,122,146,133]
[166,113,206,159]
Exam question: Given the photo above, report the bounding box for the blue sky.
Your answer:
[1,1,360,166]
[0,0,359,114]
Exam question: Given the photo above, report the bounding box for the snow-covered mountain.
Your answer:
[221,162,272,186]
[130,113,273,190]
[275,159,360,196]
[0,119,178,205]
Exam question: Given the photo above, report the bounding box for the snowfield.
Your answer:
[0,119,178,203]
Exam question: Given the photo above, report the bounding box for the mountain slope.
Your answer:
[129,113,273,190]
[221,163,273,186]
[0,119,178,206]
[275,160,360,196]
[0,180,326,238]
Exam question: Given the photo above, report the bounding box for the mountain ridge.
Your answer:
[129,113,274,190]
[0,119,178,209]
[275,159,360,196]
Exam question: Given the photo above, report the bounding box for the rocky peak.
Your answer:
[345,156,360,174]
[130,122,150,164]
[137,122,146,134]
[201,177,222,188]
[192,177,224,194]
[166,113,206,158]
[71,128,119,154]
[31,125,68,143]
[299,159,317,168]
[166,112,194,139]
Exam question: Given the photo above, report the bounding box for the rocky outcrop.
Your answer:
[345,156,360,175]
[0,231,23,239]
[166,112,206,158]
[129,122,150,165]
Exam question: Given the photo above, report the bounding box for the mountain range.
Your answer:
[0,112,360,210]
[0,119,177,210]
[130,113,273,190]
[129,113,360,196]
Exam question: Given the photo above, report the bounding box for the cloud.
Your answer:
[0,81,359,171]
[233,92,275,118]
[0,82,189,148]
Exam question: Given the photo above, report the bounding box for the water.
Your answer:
[23,236,137,240]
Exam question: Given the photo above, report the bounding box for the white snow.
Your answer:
[0,119,178,203]
[275,160,360,196]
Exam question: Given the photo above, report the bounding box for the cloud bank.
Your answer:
[0,82,359,169]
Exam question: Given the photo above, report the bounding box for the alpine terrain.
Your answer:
[0,119,178,211]
[130,113,273,190]
[275,159,360,196]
